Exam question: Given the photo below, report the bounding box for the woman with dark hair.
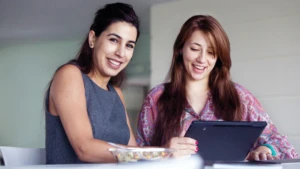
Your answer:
[136,15,298,161]
[45,3,140,164]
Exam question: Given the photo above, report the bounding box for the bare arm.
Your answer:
[49,65,117,163]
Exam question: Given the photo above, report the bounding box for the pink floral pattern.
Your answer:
[136,83,298,159]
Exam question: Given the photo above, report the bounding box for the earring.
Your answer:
[89,43,94,48]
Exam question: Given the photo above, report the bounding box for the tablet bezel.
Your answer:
[184,121,267,161]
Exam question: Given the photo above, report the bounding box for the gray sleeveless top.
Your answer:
[45,72,130,164]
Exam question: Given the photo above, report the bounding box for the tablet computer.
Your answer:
[184,121,267,161]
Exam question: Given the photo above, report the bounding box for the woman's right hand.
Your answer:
[164,137,198,157]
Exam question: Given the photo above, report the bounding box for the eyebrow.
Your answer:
[191,42,212,49]
[107,33,136,44]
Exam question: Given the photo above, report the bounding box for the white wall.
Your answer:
[126,34,150,77]
[151,0,300,152]
[122,34,151,133]
[0,40,79,147]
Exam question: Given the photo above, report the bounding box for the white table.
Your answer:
[2,158,300,169]
[0,155,203,169]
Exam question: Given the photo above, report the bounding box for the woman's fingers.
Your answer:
[266,153,274,160]
[172,149,196,157]
[167,137,198,158]
[170,137,197,145]
[176,144,197,151]
[247,151,260,161]
[253,152,260,161]
[169,137,197,149]
[259,152,267,160]
[247,146,279,161]
[248,151,279,161]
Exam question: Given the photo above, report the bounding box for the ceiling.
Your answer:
[0,0,176,46]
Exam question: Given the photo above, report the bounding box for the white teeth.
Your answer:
[108,59,121,66]
[194,65,205,70]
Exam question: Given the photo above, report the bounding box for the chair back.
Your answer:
[0,146,45,166]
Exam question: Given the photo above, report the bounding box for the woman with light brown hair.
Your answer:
[136,15,298,161]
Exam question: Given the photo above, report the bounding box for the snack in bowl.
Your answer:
[108,147,175,163]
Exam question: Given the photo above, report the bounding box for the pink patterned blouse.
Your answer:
[136,83,298,159]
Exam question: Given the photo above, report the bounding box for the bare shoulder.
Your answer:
[50,64,84,96]
[54,64,82,80]
[114,86,125,104]
[113,86,124,100]
[48,64,86,116]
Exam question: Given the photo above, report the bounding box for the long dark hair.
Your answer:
[44,3,140,109]
[70,2,140,86]
[151,15,243,146]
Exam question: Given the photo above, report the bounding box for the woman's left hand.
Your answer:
[246,146,279,161]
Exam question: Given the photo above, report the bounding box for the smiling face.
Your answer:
[89,21,137,78]
[182,30,217,83]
